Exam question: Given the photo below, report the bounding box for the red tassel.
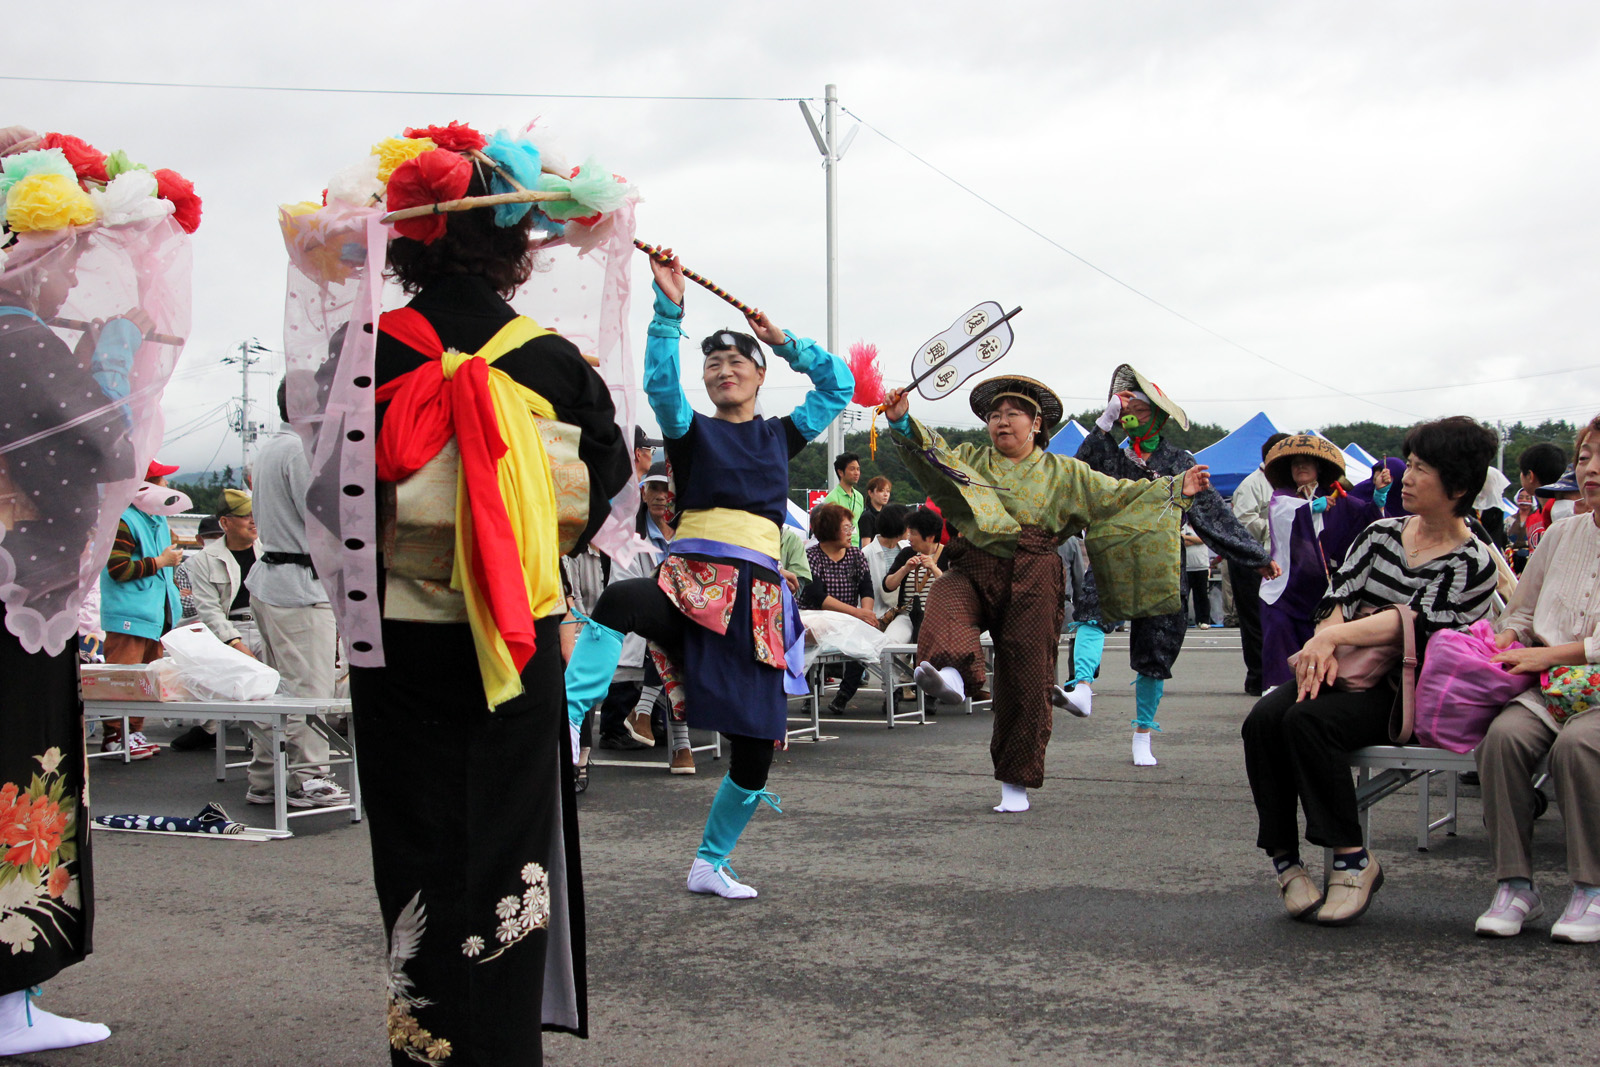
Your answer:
[848,341,885,408]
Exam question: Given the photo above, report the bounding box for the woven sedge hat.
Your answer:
[968,374,1064,428]
[1264,434,1346,491]
[1107,364,1189,431]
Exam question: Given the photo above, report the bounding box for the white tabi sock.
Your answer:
[0,990,111,1056]
[686,857,758,899]
[1132,731,1158,766]
[913,661,967,705]
[1050,682,1092,717]
[994,781,1030,813]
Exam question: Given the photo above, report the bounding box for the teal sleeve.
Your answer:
[1372,484,1389,507]
[889,413,912,436]
[92,317,143,401]
[643,281,692,439]
[776,332,853,441]
[1311,494,1329,514]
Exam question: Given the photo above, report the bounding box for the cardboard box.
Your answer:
[80,663,161,702]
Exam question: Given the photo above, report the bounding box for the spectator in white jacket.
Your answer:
[1229,432,1288,695]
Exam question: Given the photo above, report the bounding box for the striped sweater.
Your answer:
[1315,516,1498,637]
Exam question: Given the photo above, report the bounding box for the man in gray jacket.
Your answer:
[1228,432,1288,696]
[239,382,348,809]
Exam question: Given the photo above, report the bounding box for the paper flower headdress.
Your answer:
[0,129,202,248]
[307,120,635,248]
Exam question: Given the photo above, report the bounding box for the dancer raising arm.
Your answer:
[562,249,852,899]
[884,376,1212,813]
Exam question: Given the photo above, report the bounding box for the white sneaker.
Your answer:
[1551,887,1600,944]
[686,857,757,899]
[1474,882,1543,937]
[297,777,351,807]
[1050,682,1092,718]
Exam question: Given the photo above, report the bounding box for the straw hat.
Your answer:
[1107,364,1189,431]
[968,374,1064,429]
[1264,434,1346,491]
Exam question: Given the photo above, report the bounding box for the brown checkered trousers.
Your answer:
[917,526,1066,788]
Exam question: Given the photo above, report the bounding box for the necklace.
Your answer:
[1405,518,1457,562]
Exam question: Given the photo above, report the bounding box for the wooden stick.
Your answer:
[50,316,185,347]
[381,189,574,224]
[633,241,757,317]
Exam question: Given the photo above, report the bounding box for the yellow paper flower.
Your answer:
[280,200,323,218]
[5,173,96,232]
[372,137,436,184]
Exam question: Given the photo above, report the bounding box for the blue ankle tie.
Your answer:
[741,788,783,814]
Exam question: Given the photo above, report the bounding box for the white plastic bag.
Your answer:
[160,624,281,701]
[801,610,890,663]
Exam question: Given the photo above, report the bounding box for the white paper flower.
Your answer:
[327,156,383,207]
[88,170,174,227]
[494,895,520,920]
[461,935,484,958]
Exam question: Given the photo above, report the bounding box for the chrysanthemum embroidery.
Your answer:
[460,861,550,963]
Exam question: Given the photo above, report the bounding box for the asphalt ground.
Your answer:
[9,629,1599,1066]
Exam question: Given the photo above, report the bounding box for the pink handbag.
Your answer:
[1414,620,1538,752]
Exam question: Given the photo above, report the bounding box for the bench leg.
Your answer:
[1417,770,1432,852]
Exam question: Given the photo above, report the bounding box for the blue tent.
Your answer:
[1047,419,1089,456]
[1344,441,1378,469]
[1193,412,1282,496]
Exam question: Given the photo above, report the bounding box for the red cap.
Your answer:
[146,459,179,480]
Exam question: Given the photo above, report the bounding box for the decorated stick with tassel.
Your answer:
[633,241,757,317]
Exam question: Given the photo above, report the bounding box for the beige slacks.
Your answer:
[248,601,336,792]
[1476,703,1600,885]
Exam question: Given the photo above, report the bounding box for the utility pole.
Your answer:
[1496,419,1508,473]
[223,338,271,481]
[800,84,858,487]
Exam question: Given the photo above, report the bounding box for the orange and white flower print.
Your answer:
[0,748,83,956]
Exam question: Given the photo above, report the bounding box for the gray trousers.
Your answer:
[248,601,336,792]
[1476,703,1600,885]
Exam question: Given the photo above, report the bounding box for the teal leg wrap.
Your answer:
[564,618,625,730]
[1069,623,1105,687]
[1133,673,1164,731]
[695,775,783,873]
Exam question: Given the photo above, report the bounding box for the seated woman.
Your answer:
[861,502,909,618]
[1472,413,1600,943]
[882,505,946,646]
[804,503,878,716]
[1258,435,1391,690]
[1242,416,1499,925]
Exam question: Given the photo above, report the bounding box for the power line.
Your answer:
[841,106,1422,421]
[0,74,812,103]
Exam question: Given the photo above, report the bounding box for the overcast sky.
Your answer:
[7,1,1599,472]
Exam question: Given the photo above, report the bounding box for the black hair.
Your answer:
[386,164,541,299]
[700,330,766,367]
[276,378,289,423]
[1260,432,1290,463]
[905,507,944,542]
[833,451,861,475]
[1402,416,1497,517]
[875,503,909,540]
[1518,442,1568,486]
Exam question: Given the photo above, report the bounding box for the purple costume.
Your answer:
[1259,490,1384,689]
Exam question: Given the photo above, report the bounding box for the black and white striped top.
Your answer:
[1315,516,1498,635]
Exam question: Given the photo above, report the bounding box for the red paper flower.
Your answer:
[403,122,486,153]
[152,168,203,233]
[387,149,473,244]
[41,132,109,183]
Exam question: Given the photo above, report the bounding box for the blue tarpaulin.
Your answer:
[1193,412,1283,496]
[1047,419,1089,456]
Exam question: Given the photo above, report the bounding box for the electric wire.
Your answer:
[0,74,812,103]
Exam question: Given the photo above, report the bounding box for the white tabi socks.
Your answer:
[1132,731,1158,766]
[914,661,967,705]
[994,781,1030,813]
[1050,682,1093,717]
[686,858,758,899]
[0,990,110,1056]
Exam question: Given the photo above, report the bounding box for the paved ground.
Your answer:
[10,630,1599,1066]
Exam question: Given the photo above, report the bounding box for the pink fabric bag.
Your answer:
[1414,620,1538,752]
